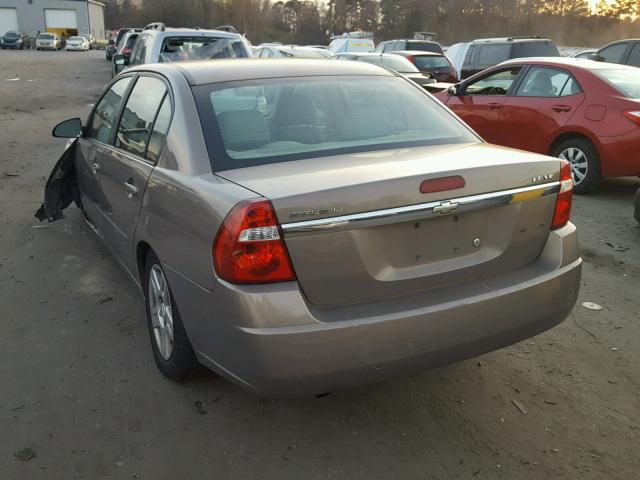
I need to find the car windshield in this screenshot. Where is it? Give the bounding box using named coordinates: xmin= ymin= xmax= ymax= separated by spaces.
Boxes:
xmin=358 ymin=55 xmax=419 ymax=73
xmin=38 ymin=34 xmax=54 ymax=40
xmin=406 ymin=42 xmax=443 ymax=53
xmin=194 ymin=75 xmax=477 ymax=170
xmin=412 ymin=56 xmax=451 ymax=69
xmin=595 ymin=68 xmax=640 ymax=98
xmin=5 ymin=32 xmax=19 ymax=38
xmin=159 ymin=36 xmax=248 ymax=62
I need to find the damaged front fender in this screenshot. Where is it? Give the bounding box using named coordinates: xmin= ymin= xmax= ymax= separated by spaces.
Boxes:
xmin=35 ymin=139 xmax=81 ymax=222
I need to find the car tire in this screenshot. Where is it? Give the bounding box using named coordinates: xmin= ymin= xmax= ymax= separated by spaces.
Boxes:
xmin=143 ymin=250 xmax=199 ymax=381
xmin=552 ymin=138 xmax=601 ymax=194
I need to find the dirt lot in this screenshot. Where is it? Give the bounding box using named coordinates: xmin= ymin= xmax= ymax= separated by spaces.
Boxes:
xmin=0 ymin=50 xmax=639 ymax=480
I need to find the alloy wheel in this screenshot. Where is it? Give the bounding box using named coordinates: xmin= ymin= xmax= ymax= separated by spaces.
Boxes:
xmin=559 ymin=147 xmax=588 ymax=187
xmin=148 ymin=264 xmax=174 ymax=360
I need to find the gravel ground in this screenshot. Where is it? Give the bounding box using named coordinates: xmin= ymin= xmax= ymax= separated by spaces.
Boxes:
xmin=0 ymin=50 xmax=639 ymax=480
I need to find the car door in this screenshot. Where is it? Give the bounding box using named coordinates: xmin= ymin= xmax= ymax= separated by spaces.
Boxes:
xmin=97 ymin=74 xmax=171 ymax=274
xmin=76 ymin=76 xmax=134 ymax=232
xmin=498 ymin=66 xmax=585 ymax=153
xmin=443 ymin=66 xmax=523 ymax=142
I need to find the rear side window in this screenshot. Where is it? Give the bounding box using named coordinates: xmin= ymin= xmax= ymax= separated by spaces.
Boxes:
xmin=477 ymin=44 xmax=511 ymax=68
xmin=406 ymin=42 xmax=443 ymax=54
xmin=88 ymin=77 xmax=132 ymax=143
xmin=115 ymin=76 xmax=167 ymax=157
xmin=159 ymin=36 xmax=249 ymax=62
xmin=194 ymin=75 xmax=478 ymax=170
xmin=512 ymin=41 xmax=559 ymax=58
xmin=146 ymin=95 xmax=172 ymax=162
xmin=516 ymin=67 xmax=581 ymax=97
xmin=599 ymin=43 xmax=628 ymax=64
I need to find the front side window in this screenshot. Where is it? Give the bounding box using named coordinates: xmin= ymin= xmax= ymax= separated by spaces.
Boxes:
xmin=627 ymin=44 xmax=640 ymax=67
xmin=88 ymin=77 xmax=132 ymax=143
xmin=477 ymin=44 xmax=511 ymax=68
xmin=516 ymin=67 xmax=580 ymax=97
xmin=599 ymin=43 xmax=628 ymax=64
xmin=465 ymin=68 xmax=521 ymax=95
xmin=115 ymin=76 xmax=167 ymax=157
xmin=159 ymin=36 xmax=249 ymax=63
xmin=194 ymin=75 xmax=478 ymax=170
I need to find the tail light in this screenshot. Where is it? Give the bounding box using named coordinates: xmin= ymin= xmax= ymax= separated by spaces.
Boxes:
xmin=623 ymin=111 xmax=640 ymax=126
xmin=213 ymin=199 xmax=296 ymax=284
xmin=551 ymin=160 xmax=573 ymax=230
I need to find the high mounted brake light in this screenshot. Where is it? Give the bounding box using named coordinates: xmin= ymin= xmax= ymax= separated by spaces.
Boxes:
xmin=551 ymin=160 xmax=573 ymax=230
xmin=213 ymin=199 xmax=296 ymax=284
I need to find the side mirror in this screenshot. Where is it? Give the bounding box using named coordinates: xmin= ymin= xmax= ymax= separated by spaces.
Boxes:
xmin=114 ymin=54 xmax=126 ymax=66
xmin=447 ymin=84 xmax=462 ymax=96
xmin=52 ymin=118 xmax=83 ymax=138
xmin=588 ymin=53 xmax=604 ymax=62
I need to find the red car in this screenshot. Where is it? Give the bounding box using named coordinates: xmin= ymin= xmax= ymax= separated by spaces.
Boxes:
xmin=434 ymin=58 xmax=640 ymax=193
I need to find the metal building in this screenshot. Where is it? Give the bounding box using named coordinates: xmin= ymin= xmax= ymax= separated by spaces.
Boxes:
xmin=0 ymin=0 xmax=105 ymax=40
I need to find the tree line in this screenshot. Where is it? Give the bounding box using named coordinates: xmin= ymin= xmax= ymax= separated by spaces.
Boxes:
xmin=104 ymin=0 xmax=640 ymax=47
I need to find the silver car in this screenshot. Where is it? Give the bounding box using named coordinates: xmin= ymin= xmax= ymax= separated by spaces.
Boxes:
xmin=39 ymin=59 xmax=581 ymax=397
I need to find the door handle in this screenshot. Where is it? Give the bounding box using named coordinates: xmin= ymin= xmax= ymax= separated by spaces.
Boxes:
xmin=487 ymin=103 xmax=503 ymax=110
xmin=124 ymin=180 xmax=138 ymax=198
xmin=92 ymin=162 xmax=100 ymax=174
xmin=552 ymin=105 xmax=572 ymax=112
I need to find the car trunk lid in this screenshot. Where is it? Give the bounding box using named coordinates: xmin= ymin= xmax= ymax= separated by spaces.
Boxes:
xmin=217 ymin=143 xmax=562 ymax=307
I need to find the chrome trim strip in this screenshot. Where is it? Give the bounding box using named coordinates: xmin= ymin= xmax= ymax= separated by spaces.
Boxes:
xmin=281 ymin=181 xmax=560 ymax=235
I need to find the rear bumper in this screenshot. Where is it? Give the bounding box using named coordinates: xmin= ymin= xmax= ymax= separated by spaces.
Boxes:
xmin=599 ymin=129 xmax=640 ymax=177
xmin=165 ymin=223 xmax=581 ymax=398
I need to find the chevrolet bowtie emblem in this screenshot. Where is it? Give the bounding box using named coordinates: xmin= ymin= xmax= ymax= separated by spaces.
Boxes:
xmin=433 ymin=201 xmax=459 ymax=215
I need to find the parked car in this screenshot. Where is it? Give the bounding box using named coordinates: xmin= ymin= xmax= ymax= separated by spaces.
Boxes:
xmin=1 ymin=30 xmax=29 ymax=49
xmin=589 ymin=39 xmax=640 ymax=67
xmin=105 ymin=38 xmax=116 ymax=60
xmin=81 ymin=34 xmax=96 ymax=49
xmin=434 ymin=58 xmax=640 ymax=193
xmin=113 ymin=27 xmax=142 ymax=49
xmin=38 ymin=59 xmax=580 ymax=397
xmin=35 ymin=32 xmax=62 ymax=51
xmin=113 ymin=23 xmax=251 ymax=76
xmin=446 ymin=37 xmax=560 ymax=79
xmin=390 ymin=50 xmax=458 ymax=82
xmin=375 ymin=39 xmax=444 ymax=55
xmin=572 ymin=49 xmax=597 ymax=59
xmin=65 ymin=36 xmax=90 ymax=51
xmin=254 ymin=45 xmax=331 ymax=59
xmin=328 ymin=31 xmax=375 ymax=53
xmin=112 ymin=31 xmax=139 ymax=76
xmin=329 ymin=52 xmax=435 ymax=87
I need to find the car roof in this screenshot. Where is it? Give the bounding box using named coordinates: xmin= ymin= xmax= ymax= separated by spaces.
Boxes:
xmin=391 ymin=50 xmax=443 ymax=57
xmin=144 ymin=28 xmax=241 ymax=39
xmin=472 ymin=37 xmax=553 ymax=43
xmin=499 ymin=56 xmax=636 ymax=70
xmin=128 ymin=58 xmax=395 ymax=85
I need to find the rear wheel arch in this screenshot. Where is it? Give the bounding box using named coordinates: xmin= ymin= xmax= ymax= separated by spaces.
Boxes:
xmin=549 ymin=133 xmax=601 ymax=193
xmin=548 ymin=131 xmax=596 ymax=155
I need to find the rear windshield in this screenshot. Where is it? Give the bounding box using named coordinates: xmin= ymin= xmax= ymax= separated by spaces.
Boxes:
xmin=595 ymin=68 xmax=640 ymax=98
xmin=159 ymin=36 xmax=248 ymax=62
xmin=194 ymin=75 xmax=478 ymax=170
xmin=5 ymin=31 xmax=19 ymax=38
xmin=359 ymin=55 xmax=419 ymax=72
xmin=412 ymin=55 xmax=451 ymax=69
xmin=512 ymin=41 xmax=559 ymax=58
xmin=280 ymin=48 xmax=330 ymax=59
xmin=406 ymin=42 xmax=443 ymax=54
xmin=38 ymin=34 xmax=54 ymax=40
xmin=69 ymin=36 xmax=84 ymax=41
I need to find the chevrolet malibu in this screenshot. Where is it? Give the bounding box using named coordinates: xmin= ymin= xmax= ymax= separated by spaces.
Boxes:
xmin=37 ymin=59 xmax=581 ymax=397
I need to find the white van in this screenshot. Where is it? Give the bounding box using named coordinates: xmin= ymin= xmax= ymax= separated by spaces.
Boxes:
xmin=328 ymin=32 xmax=374 ymax=53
